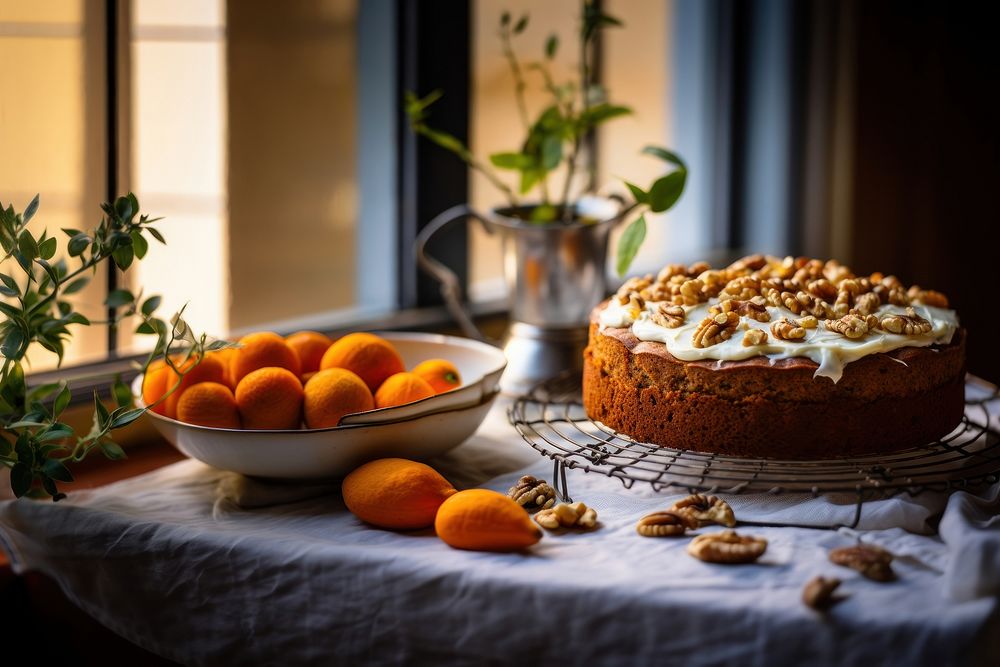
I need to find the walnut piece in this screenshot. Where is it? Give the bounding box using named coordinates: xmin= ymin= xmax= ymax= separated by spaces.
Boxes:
xmin=677 ymin=278 xmax=708 ymax=306
xmin=687 ymin=530 xmax=767 ymax=564
xmin=506 ymin=475 xmax=556 ymax=513
xmin=692 ymin=312 xmax=739 ymax=348
xmin=669 ymin=494 xmax=737 ymax=528
xmin=742 ymin=329 xmax=768 ymax=347
xmin=719 ymin=276 xmax=761 ymax=301
xmin=796 ymin=315 xmax=818 ymax=329
xmin=651 ymin=303 xmax=686 ymax=328
xmin=770 ymin=317 xmax=807 ymax=341
xmin=711 ymin=296 xmax=770 ymax=322
xmin=879 ymin=307 xmax=932 ymax=335
xmin=824 ymin=313 xmax=878 ymax=339
xmin=802 ymin=576 xmax=843 ymax=610
xmin=828 ymin=544 xmax=895 ymax=582
xmin=636 ymin=510 xmax=697 ymax=537
xmin=853 ymin=292 xmax=881 ymax=316
xmin=908 ymin=286 xmax=948 ymax=308
xmin=535 ymin=501 xmax=598 ymax=530
xmin=806 ymin=278 xmax=838 ymax=301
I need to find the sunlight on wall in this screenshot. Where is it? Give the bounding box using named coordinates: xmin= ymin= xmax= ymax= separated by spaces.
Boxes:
xmin=0 ymin=0 xmax=109 ymax=370
xmin=123 ymin=0 xmax=229 ymax=350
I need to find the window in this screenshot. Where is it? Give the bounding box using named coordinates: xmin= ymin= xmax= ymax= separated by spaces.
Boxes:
xmin=3 ymin=0 xmax=394 ymax=375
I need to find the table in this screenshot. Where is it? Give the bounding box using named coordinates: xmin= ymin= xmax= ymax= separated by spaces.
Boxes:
xmin=2 ymin=396 xmax=999 ymax=666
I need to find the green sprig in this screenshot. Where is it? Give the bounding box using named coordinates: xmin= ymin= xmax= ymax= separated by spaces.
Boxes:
xmin=0 ymin=194 xmax=223 ymax=500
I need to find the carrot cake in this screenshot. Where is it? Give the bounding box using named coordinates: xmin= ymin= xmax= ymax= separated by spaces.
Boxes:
xmin=582 ymin=255 xmax=965 ymax=459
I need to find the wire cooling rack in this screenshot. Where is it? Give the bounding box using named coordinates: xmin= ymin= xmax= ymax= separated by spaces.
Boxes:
xmin=507 ymin=373 xmax=1000 ymax=529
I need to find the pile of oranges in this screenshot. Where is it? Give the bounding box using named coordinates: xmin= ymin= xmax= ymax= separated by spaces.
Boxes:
xmin=141 ymin=331 xmax=462 ymax=430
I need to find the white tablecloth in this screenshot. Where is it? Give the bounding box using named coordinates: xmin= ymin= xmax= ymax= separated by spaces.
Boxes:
xmin=2 ymin=389 xmax=999 ymax=666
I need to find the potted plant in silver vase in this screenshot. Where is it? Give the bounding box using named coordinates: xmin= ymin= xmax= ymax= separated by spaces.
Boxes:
xmin=410 ymin=2 xmax=687 ymax=393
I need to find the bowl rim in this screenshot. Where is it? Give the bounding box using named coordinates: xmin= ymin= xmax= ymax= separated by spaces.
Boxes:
xmin=132 ymin=330 xmax=506 ymax=434
xmin=140 ymin=387 xmax=502 ymax=435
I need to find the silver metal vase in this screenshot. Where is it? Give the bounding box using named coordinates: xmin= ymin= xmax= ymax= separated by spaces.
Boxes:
xmin=415 ymin=196 xmax=624 ymax=394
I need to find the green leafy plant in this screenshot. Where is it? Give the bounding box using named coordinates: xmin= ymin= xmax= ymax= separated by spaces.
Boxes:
xmin=1 ymin=194 xmax=226 ymax=500
xmin=404 ymin=0 xmax=687 ymax=275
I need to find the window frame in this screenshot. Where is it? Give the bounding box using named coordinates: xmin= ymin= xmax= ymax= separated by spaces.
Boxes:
xmin=13 ymin=0 xmax=493 ymax=405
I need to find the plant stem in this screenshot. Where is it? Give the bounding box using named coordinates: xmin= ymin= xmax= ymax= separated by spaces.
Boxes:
xmin=559 ymin=3 xmax=591 ymax=223
xmin=501 ymin=27 xmax=531 ymax=132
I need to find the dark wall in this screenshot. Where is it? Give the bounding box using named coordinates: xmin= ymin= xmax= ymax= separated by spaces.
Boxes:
xmin=848 ymin=1 xmax=999 ymax=380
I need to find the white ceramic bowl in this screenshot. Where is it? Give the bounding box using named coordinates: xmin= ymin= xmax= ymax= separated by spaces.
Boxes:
xmin=133 ymin=332 xmax=506 ymax=479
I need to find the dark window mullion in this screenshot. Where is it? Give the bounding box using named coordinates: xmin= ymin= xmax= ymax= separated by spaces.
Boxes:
xmin=105 ymin=0 xmax=119 ymax=357
xmin=396 ymin=0 xmax=471 ymax=309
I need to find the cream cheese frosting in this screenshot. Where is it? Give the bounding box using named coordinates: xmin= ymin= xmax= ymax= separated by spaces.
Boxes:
xmin=599 ymin=295 xmax=958 ymax=383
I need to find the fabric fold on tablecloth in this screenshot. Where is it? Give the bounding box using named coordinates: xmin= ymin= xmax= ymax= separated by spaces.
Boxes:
xmin=2 ymin=389 xmax=1000 ymax=666
xmin=939 ymin=482 xmax=1000 ymax=601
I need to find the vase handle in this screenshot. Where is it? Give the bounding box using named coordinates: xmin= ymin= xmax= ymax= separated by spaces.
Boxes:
xmin=415 ymin=204 xmax=495 ymax=344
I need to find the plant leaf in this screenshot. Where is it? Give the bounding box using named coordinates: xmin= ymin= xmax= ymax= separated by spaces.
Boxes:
xmin=42 ymin=458 xmax=74 ymax=482
xmin=23 ymin=194 xmax=40 ymax=223
xmin=147 ymin=227 xmax=166 ymax=244
xmin=115 ymin=196 xmax=133 ymax=220
xmin=540 ymin=134 xmax=563 ymax=171
xmin=105 ymin=289 xmax=134 ymax=308
xmin=130 ymin=230 xmax=149 ymax=259
xmin=0 ymin=273 xmax=17 ymax=297
xmin=580 ymin=103 xmax=632 ymax=128
xmin=10 ymin=463 xmax=32 ymax=498
xmin=38 ymin=236 xmax=57 ymax=260
xmin=112 ymin=245 xmax=134 ymax=270
xmin=62 ymin=276 xmax=90 ymax=295
xmin=112 ymin=376 xmax=133 ymax=408
xmin=642 ymin=145 xmax=687 ymax=170
xmin=489 ymin=152 xmax=534 ymax=170
xmin=62 ymin=312 xmax=90 ymax=326
xmin=529 ymin=205 xmax=558 ymax=223
xmin=100 ymin=440 xmax=127 ymax=460
xmin=616 ymin=214 xmax=647 ymax=277
xmin=38 ymin=423 xmax=74 ymax=443
xmin=53 ymin=384 xmax=71 ymax=416
xmin=419 ymin=127 xmax=469 ymax=158
xmin=17 ymin=230 xmax=37 ymax=259
xmin=545 ymin=34 xmax=558 ymax=59
xmin=141 ymin=295 xmax=162 ymax=316
xmin=67 ymin=234 xmax=90 ymax=257
xmin=1 ymin=327 xmax=25 ymax=360
xmin=647 ymin=171 xmax=687 ymax=213
xmin=624 ymin=181 xmax=648 ymax=205
xmin=94 ymin=392 xmax=110 ymax=430
xmin=110 ymin=407 xmax=144 ymax=429
xmin=519 ymin=168 xmax=544 ymax=195
xmin=513 ymin=14 xmax=529 ymax=34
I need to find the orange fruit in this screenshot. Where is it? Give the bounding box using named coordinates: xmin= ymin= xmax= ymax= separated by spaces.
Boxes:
xmin=435 ymin=489 xmax=543 ymax=552
xmin=303 ymin=368 xmax=374 ymax=429
xmin=286 ymin=331 xmax=333 ymax=375
xmin=412 ymin=359 xmax=462 ymax=394
xmin=342 ymin=458 xmax=457 ymax=530
xmin=235 ymin=366 xmax=304 ymax=429
xmin=373 ymin=372 xmax=435 ymax=409
xmin=208 ymin=346 xmax=238 ymax=389
xmin=320 ymin=332 xmax=405 ymax=393
xmin=231 ymin=332 xmax=301 ymax=386
xmin=176 ymin=382 xmax=241 ymax=429
xmin=142 ymin=358 xmax=171 ymax=415
xmin=162 ymin=354 xmax=228 ymax=420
